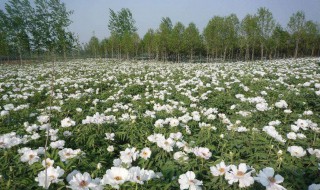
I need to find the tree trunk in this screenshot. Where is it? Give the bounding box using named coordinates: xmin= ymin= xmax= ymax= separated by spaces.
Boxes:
xmin=269 ymin=50 xmax=272 ymax=60
xmin=18 ymin=47 xmax=22 ymax=65
xmin=163 ymin=51 xmax=165 ymax=63
xmin=156 ymin=51 xmax=158 ymax=61
xmin=311 ymin=47 xmax=315 ymax=57
xmin=231 ymin=48 xmax=234 ymax=61
xmin=135 ymin=46 xmax=138 ymax=59
xmin=212 ymin=49 xmax=214 ymax=62
xmin=162 ymin=51 xmax=164 ymax=62
xmin=190 ymin=49 xmax=193 ymax=63
xmin=251 ymin=47 xmax=255 ymax=61
xmin=294 ymin=39 xmax=299 ymax=59
xmin=245 ymin=44 xmax=249 ymax=61
xmin=111 ymin=45 xmax=114 ymax=59
xmin=223 ymin=47 xmax=227 ymax=61
xmin=63 ymin=44 xmax=66 ymax=61
xmin=215 ymin=48 xmax=218 ymax=59
xmin=260 ymin=43 xmax=264 ymax=60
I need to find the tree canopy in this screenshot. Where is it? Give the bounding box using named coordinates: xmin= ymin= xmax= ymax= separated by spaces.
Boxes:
xmin=1 ymin=4 xmax=319 ymax=62
xmin=84 ymin=7 xmax=320 ymax=62
xmin=0 ymin=0 xmax=77 ymax=62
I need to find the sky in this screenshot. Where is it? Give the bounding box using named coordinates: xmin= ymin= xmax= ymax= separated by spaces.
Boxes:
xmin=1 ymin=0 xmax=320 ymax=44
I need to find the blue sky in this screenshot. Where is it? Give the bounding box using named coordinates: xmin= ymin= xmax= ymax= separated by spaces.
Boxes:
xmin=1 ymin=0 xmax=320 ymax=44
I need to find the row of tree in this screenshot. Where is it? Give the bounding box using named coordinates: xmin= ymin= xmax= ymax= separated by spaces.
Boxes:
xmin=84 ymin=8 xmax=320 ymax=62
xmin=0 ymin=0 xmax=78 ymax=63
xmin=1 ymin=2 xmax=319 ymax=62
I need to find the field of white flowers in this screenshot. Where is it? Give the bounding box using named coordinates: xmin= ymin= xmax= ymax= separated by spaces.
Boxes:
xmin=0 ymin=58 xmax=320 ymax=190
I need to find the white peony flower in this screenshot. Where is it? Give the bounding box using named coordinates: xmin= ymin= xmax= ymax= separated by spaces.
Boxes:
xmin=63 ymin=131 xmax=72 ymax=137
xmin=58 ymin=148 xmax=82 ymax=162
xmin=147 ymin=133 xmax=165 ymax=143
xmin=291 ymin=125 xmax=299 ymax=132
xmin=157 ymin=137 xmax=175 ymax=152
xmin=120 ymin=147 xmax=139 ymax=164
xmin=308 ymin=183 xmax=320 ymax=190
xmin=275 ymin=100 xmax=288 ymax=109
xmin=287 ymin=132 xmax=297 ymax=140
xmin=254 ymin=167 xmax=286 ymax=190
xmin=140 ymin=147 xmax=151 ymax=160
xmin=256 ymin=102 xmax=269 ymax=111
xmin=303 ymin=110 xmax=313 ymax=115
xmin=268 ymin=120 xmax=281 ymax=126
xmin=178 ymin=171 xmax=203 ymax=190
xmin=284 ymin=109 xmax=292 ymax=114
xmin=97 ymin=163 xmax=102 ymax=170
xmin=35 ymin=166 xmax=64 ymax=188
xmin=61 ymin=117 xmax=76 ymax=128
xmin=263 ymin=126 xmax=286 ymax=143
xmin=210 ymin=161 xmax=230 ymax=176
xmin=107 ymin=145 xmax=114 ymax=152
xmin=50 ymin=140 xmax=65 ymax=149
xmin=174 ymin=151 xmax=189 ymax=162
xmin=169 ymin=132 xmax=183 ymax=141
xmin=42 ymin=158 xmax=54 ymax=168
xmin=287 ymin=146 xmax=306 ymax=158
xmin=128 ymin=166 xmax=152 ymax=184
xmin=225 ymin=163 xmax=255 ymax=188
xmin=105 ymin=133 xmax=115 ymax=141
xmin=193 ymin=147 xmax=212 ymax=160
xmin=101 ymin=167 xmax=129 ymax=189
xmin=0 ymin=110 xmax=9 ymax=116
xmin=68 ymin=172 xmax=101 ymax=190
xmin=169 ymin=118 xmax=180 ymax=127
xmin=154 ymin=119 xmax=164 ymax=128
xmin=37 ymin=115 xmax=50 ymax=124
xmin=31 ymin=133 xmax=40 ymax=140
xmin=295 ymin=119 xmax=309 ymax=130
xmin=20 ymin=149 xmax=40 ymax=165
xmin=113 ymin=159 xmax=123 ymax=167
xmin=3 ymin=104 xmax=14 ymax=110
xmin=296 ymin=133 xmax=306 ymax=139
xmin=308 ymin=148 xmax=320 ymax=159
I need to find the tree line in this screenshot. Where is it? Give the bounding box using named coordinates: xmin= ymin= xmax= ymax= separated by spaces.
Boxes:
xmin=0 ymin=0 xmax=78 ymax=63
xmin=85 ymin=8 xmax=320 ymax=62
xmin=1 ymin=2 xmax=319 ymax=63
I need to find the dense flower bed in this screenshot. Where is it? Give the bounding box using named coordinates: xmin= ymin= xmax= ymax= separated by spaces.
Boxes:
xmin=0 ymin=58 xmax=320 ymax=189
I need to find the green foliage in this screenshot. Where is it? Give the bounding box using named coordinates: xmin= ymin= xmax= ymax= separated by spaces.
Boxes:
xmin=1 ymin=59 xmax=320 ymax=189
xmin=1 ymin=0 xmax=77 ymax=60
xmin=84 ymin=35 xmax=100 ymax=58
xmin=108 ymin=8 xmax=137 ymax=37
xmin=257 ymin=7 xmax=275 ymax=59
xmin=106 ymin=8 xmax=139 ymax=59
xmin=287 ymin=11 xmax=306 ymax=58
xmin=183 ymin=22 xmax=202 ymax=62
xmin=77 ymin=8 xmax=320 ymax=61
